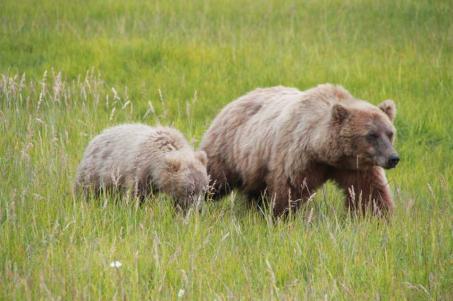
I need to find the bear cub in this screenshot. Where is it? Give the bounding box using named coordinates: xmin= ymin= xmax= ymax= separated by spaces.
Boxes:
xmin=75 ymin=124 xmax=209 ymax=210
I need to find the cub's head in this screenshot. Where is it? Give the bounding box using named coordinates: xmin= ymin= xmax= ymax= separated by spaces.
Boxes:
xmin=160 ymin=150 xmax=209 ymax=210
xmin=331 ymin=99 xmax=399 ymax=170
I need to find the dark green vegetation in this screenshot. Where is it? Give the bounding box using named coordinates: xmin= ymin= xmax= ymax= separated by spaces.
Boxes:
xmin=1 ymin=0 xmax=452 ymax=299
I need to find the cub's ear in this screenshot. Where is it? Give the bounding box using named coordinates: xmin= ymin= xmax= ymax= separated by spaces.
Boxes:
xmin=331 ymin=104 xmax=350 ymax=123
xmin=165 ymin=154 xmax=182 ymax=172
xmin=195 ymin=151 xmax=208 ymax=166
xmin=378 ymin=99 xmax=396 ymax=122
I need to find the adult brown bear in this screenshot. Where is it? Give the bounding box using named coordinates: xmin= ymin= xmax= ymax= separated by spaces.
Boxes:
xmin=200 ymin=84 xmax=399 ymax=217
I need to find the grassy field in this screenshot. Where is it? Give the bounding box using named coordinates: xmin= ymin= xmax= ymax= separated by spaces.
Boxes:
xmin=1 ymin=0 xmax=452 ymax=299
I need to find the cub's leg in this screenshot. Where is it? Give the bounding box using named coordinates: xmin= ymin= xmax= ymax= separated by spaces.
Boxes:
xmin=74 ymin=167 xmax=102 ymax=199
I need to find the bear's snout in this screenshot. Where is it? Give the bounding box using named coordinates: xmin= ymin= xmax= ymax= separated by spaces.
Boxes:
xmin=385 ymin=154 xmax=400 ymax=169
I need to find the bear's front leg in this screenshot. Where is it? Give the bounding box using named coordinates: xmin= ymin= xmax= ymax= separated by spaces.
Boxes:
xmin=332 ymin=167 xmax=394 ymax=216
xmin=206 ymin=159 xmax=237 ymax=200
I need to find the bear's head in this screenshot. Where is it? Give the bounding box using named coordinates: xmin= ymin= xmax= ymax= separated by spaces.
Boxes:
xmin=331 ymin=99 xmax=399 ymax=170
xmin=159 ymin=150 xmax=209 ymax=210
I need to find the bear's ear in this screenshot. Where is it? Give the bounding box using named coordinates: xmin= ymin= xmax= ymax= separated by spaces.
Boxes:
xmin=378 ymin=99 xmax=396 ymax=122
xmin=331 ymin=104 xmax=350 ymax=123
xmin=195 ymin=151 xmax=208 ymax=166
xmin=165 ymin=154 xmax=182 ymax=172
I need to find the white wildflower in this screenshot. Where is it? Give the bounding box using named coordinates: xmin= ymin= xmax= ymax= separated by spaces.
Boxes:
xmin=110 ymin=261 xmax=122 ymax=268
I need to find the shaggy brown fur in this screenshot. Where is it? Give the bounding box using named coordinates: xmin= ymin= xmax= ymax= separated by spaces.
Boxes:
xmin=75 ymin=124 xmax=209 ymax=209
xmin=200 ymin=84 xmax=399 ymax=217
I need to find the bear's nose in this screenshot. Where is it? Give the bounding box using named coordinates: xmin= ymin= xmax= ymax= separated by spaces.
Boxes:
xmin=387 ymin=154 xmax=400 ymax=168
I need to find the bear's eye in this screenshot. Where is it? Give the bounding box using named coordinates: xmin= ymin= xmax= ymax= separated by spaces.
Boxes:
xmin=387 ymin=132 xmax=394 ymax=140
xmin=367 ymin=133 xmax=379 ymax=140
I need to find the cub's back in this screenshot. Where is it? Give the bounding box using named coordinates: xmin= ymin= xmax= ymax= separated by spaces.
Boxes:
xmin=76 ymin=124 xmax=189 ymax=186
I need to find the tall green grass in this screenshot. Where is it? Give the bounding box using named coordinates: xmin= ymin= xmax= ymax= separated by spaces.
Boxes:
xmin=1 ymin=0 xmax=452 ymax=299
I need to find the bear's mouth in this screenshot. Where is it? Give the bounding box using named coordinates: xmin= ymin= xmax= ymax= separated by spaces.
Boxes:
xmin=373 ymin=156 xmax=387 ymax=168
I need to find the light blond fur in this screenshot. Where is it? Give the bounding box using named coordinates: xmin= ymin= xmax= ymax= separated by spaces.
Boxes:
xmin=75 ymin=124 xmax=209 ymax=209
xmin=201 ymin=84 xmax=398 ymax=217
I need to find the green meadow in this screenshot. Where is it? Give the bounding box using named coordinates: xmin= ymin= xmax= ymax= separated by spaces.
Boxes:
xmin=1 ymin=0 xmax=452 ymax=299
